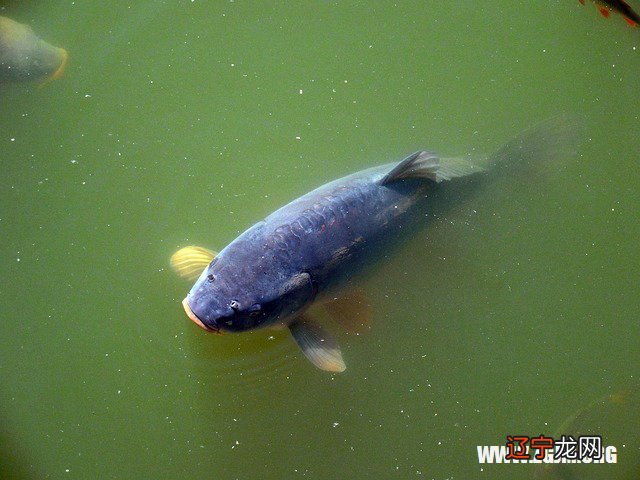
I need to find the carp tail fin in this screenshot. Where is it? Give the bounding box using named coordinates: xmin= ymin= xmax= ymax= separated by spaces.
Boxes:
xmin=488 ymin=114 xmax=584 ymax=172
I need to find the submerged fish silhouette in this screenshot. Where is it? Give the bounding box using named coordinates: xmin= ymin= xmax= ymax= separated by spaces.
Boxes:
xmin=535 ymin=385 xmax=640 ymax=479
xmin=0 ymin=16 xmax=68 ymax=84
xmin=172 ymin=117 xmax=580 ymax=373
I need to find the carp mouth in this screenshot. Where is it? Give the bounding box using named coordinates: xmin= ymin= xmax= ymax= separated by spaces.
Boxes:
xmin=181 ymin=297 xmax=221 ymax=334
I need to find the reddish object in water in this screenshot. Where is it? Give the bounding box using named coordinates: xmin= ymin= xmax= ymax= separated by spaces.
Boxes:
xmin=579 ymin=0 xmax=640 ymax=27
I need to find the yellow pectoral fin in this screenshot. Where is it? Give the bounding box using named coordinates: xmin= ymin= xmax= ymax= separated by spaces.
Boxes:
xmin=323 ymin=288 xmax=372 ymax=334
xmin=170 ymin=246 xmax=217 ymax=281
xmin=288 ymin=314 xmax=346 ymax=373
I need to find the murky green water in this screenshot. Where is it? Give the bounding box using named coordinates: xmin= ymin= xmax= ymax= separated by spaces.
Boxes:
xmin=1 ymin=1 xmax=639 ymax=479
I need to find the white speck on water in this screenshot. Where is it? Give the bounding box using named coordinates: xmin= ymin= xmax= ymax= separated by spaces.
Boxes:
xmin=10 ymin=138 xmax=15 ymax=142
xmin=332 ymin=422 xmax=339 ymax=427
xmin=299 ymin=89 xmax=303 ymax=94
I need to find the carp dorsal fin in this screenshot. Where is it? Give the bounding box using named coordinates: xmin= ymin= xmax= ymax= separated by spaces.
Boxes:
xmin=170 ymin=246 xmax=217 ymax=281
xmin=379 ymin=151 xmax=437 ymax=185
xmin=379 ymin=150 xmax=485 ymax=185
xmin=288 ymin=314 xmax=346 ymax=373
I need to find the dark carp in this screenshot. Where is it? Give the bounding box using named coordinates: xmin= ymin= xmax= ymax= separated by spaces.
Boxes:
xmin=0 ymin=16 xmax=68 ymax=84
xmin=172 ymin=117 xmax=580 ymax=373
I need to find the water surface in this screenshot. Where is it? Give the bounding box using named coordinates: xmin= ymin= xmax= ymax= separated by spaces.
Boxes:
xmin=1 ymin=1 xmax=639 ymax=479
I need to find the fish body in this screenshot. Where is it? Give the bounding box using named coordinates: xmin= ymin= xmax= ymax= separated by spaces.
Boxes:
xmin=175 ymin=117 xmax=580 ymax=372
xmin=187 ymin=155 xmax=451 ymax=331
xmin=0 ymin=16 xmax=68 ymax=83
xmin=579 ymin=0 xmax=640 ymax=26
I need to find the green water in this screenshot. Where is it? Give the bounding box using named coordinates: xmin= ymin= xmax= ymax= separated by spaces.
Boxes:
xmin=1 ymin=1 xmax=639 ymax=479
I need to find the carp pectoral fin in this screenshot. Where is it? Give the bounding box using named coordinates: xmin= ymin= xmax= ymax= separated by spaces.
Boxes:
xmin=288 ymin=315 xmax=346 ymax=373
xmin=170 ymin=246 xmax=217 ymax=281
xmin=323 ymin=288 xmax=372 ymax=334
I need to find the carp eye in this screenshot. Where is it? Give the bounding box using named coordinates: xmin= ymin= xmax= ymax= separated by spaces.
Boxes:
xmin=229 ymin=300 xmax=240 ymax=311
xmin=206 ymin=274 xmax=215 ymax=282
